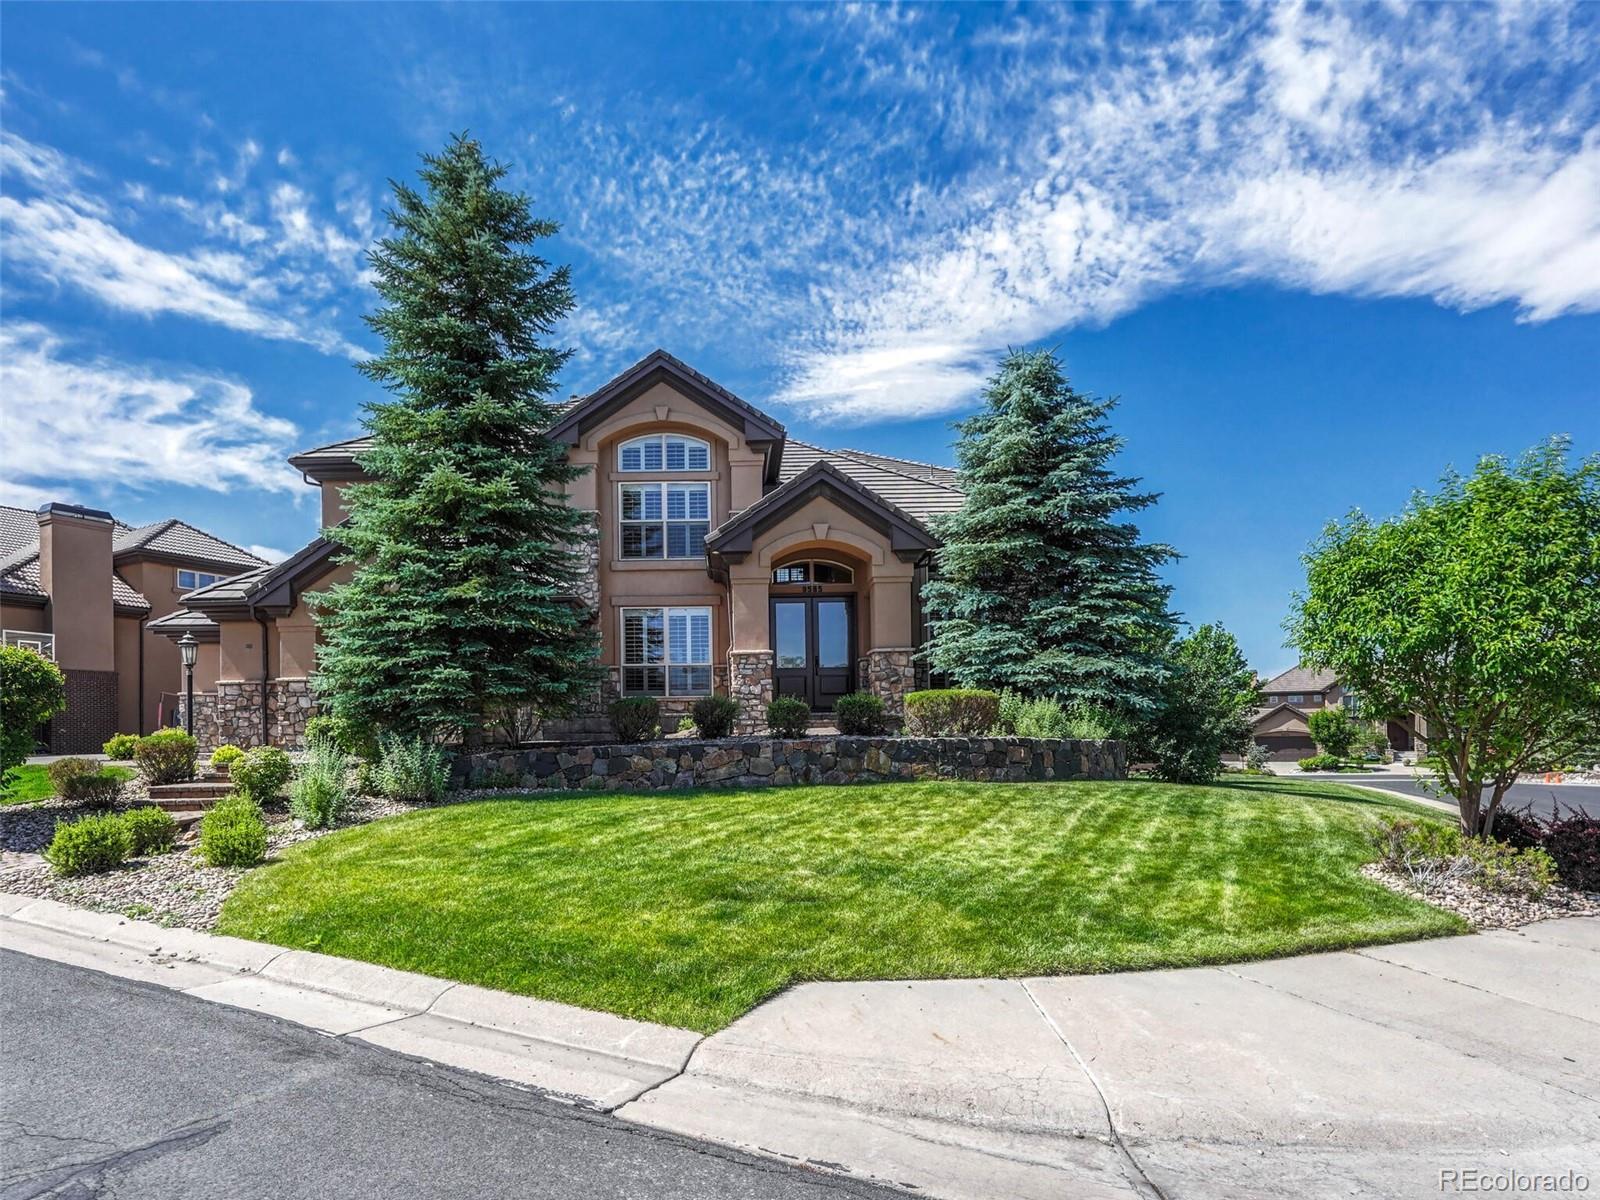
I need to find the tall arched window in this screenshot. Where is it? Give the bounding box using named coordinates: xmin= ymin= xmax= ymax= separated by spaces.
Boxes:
xmin=617 ymin=434 xmax=710 ymax=472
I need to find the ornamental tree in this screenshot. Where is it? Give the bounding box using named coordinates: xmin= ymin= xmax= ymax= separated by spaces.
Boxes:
xmin=1306 ymin=707 xmax=1359 ymax=760
xmin=1289 ymin=438 xmax=1600 ymax=834
xmin=1 ymin=646 xmax=66 ymax=786
xmin=312 ymin=134 xmax=600 ymax=745
xmin=923 ymin=349 xmax=1177 ymax=714
xmin=1134 ymin=623 xmax=1260 ymax=783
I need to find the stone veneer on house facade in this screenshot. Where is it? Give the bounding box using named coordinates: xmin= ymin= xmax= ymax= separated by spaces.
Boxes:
xmin=455 ymin=735 xmax=1126 ymax=790
xmin=730 ymin=650 xmax=776 ymax=733
xmin=859 ymin=648 xmax=916 ymax=718
xmin=183 ymin=678 xmax=315 ymax=751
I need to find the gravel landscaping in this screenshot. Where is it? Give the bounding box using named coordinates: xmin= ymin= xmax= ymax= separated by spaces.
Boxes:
xmin=0 ymin=793 xmax=425 ymax=929
xmin=1361 ymin=861 xmax=1600 ymax=929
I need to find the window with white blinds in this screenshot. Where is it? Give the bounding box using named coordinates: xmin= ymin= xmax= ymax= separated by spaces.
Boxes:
xmin=617 ymin=434 xmax=710 ymax=472
xmin=619 ymin=482 xmax=710 ymax=559
xmin=621 ymin=607 xmax=712 ymax=695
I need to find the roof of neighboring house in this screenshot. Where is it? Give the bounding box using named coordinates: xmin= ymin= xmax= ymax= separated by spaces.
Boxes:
xmin=1249 ymin=701 xmax=1314 ymax=729
xmin=776 ymin=442 xmax=966 ymax=525
xmin=0 ymin=505 xmax=264 ymax=614
xmin=1258 ymin=665 xmax=1338 ymax=694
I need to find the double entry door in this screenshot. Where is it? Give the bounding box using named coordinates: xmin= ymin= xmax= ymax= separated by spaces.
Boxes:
xmin=771 ymin=596 xmax=854 ymax=710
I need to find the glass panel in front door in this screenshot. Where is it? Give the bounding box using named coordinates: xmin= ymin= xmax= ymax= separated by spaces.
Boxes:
xmin=815 ymin=600 xmax=849 ymax=669
xmin=774 ymin=601 xmax=807 ymax=669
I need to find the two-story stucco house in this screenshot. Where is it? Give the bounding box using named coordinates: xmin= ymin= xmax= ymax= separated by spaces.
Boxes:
xmin=0 ymin=503 xmax=267 ymax=752
xmin=1249 ymin=664 xmax=1419 ymax=760
xmin=155 ymin=351 xmax=966 ymax=748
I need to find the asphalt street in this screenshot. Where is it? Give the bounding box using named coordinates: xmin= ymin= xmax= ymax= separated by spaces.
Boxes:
xmin=1338 ymin=775 xmax=1599 ymax=821
xmin=0 ymin=949 xmax=896 ymax=1200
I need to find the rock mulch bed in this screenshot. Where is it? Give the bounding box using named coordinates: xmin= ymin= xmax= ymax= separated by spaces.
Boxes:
xmin=1361 ymin=862 xmax=1600 ymax=930
xmin=0 ymin=794 xmax=420 ymax=930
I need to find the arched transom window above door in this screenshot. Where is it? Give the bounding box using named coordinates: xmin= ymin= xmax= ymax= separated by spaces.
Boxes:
xmin=617 ymin=433 xmax=711 ymax=473
xmin=771 ymin=559 xmax=855 ymax=585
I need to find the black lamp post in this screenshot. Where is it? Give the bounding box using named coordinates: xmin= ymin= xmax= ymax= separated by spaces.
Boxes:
xmin=178 ymin=633 xmax=198 ymax=737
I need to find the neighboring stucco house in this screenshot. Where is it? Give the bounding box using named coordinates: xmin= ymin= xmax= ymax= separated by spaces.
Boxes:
xmin=0 ymin=503 xmax=267 ymax=752
xmin=156 ymin=350 xmax=966 ymax=748
xmin=1248 ymin=665 xmax=1418 ymax=760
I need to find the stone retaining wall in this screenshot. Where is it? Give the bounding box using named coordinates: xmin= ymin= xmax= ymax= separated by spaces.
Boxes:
xmin=454 ymin=735 xmax=1126 ymax=791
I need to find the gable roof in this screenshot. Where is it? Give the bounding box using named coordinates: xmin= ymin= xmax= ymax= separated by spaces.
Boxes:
xmin=1259 ymin=665 xmax=1338 ymax=694
xmin=1249 ymin=701 xmax=1314 ymax=729
xmin=113 ymin=518 xmax=266 ymax=572
xmin=706 ymin=460 xmax=939 ymax=564
xmin=180 ymin=535 xmax=339 ymax=617
xmin=776 ymin=442 xmax=966 ymax=525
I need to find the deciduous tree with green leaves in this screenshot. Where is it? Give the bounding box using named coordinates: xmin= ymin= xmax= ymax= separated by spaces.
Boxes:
xmin=312 ymin=134 xmax=600 ymax=745
xmin=1290 ymin=438 xmax=1600 ymax=834
xmin=923 ymin=349 xmax=1177 ymax=714
xmin=1307 ymin=707 xmax=1359 ymax=760
xmin=1134 ymin=624 xmax=1260 ymax=783
xmin=1 ymin=646 xmax=66 ymax=788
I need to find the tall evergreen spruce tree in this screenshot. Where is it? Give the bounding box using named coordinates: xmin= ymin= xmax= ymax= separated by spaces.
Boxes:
xmin=312 ymin=135 xmax=599 ymax=742
xmin=923 ymin=349 xmax=1177 ymax=713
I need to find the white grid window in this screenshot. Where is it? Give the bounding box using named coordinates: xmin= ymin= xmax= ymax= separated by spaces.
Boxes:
xmin=617 ymin=434 xmax=710 ymax=473
xmin=622 ymin=607 xmax=712 ymax=695
xmin=620 ymin=482 xmax=709 ymax=559
xmin=177 ymin=569 xmax=222 ymax=591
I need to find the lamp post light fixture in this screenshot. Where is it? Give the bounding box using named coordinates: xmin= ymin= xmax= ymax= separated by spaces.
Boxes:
xmin=178 ymin=632 xmax=198 ymax=737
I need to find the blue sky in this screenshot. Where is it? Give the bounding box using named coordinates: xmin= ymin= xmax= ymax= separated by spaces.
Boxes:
xmin=3 ymin=2 xmax=1596 ymax=673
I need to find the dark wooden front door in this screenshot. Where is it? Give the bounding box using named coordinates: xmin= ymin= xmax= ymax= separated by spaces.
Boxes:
xmin=771 ymin=596 xmax=854 ymax=710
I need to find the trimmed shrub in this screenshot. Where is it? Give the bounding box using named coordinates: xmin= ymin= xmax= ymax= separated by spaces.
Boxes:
xmin=610 ymin=697 xmax=660 ymax=743
xmin=46 ymin=813 xmax=130 ymax=876
xmin=230 ymin=746 xmax=292 ymax=803
xmin=1541 ymin=805 xmax=1600 ymax=892
xmin=904 ymin=689 xmax=1000 ymax=737
xmin=290 ymin=737 xmax=351 ymax=828
xmin=1297 ymin=753 xmax=1342 ymax=772
xmin=374 ymin=734 xmax=449 ymax=803
xmin=134 ymin=729 xmax=199 ymax=785
xmin=47 ymin=757 xmax=96 ymax=795
xmin=199 ymin=794 xmax=268 ymax=867
xmin=1 ymin=645 xmax=66 ymax=781
xmin=210 ymin=744 xmax=246 ymax=771
xmin=102 ymin=733 xmax=140 ymax=760
xmin=835 ymin=692 xmax=888 ymax=736
xmin=122 ymin=806 xmax=177 ymax=856
xmin=766 ymin=696 xmax=809 ymax=738
xmin=63 ymin=768 xmax=126 ymax=810
xmin=691 ymin=695 xmax=739 ymax=740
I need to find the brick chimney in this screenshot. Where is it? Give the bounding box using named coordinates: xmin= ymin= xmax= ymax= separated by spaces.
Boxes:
xmin=37 ymin=503 xmax=118 ymax=751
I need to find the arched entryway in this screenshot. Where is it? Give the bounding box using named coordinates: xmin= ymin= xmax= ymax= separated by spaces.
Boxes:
xmin=768 ymin=549 xmax=867 ymax=710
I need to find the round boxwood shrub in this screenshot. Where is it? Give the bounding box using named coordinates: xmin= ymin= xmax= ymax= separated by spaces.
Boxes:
xmin=834 ymin=692 xmax=888 ymax=736
xmin=122 ymin=806 xmax=178 ymax=856
xmin=199 ymin=794 xmax=268 ymax=867
xmin=230 ymin=746 xmax=292 ymax=802
xmin=1 ymin=645 xmax=66 ymax=781
xmin=903 ymin=689 xmax=1000 ymax=737
xmin=766 ymin=696 xmax=809 ymax=739
xmin=1297 ymin=753 xmax=1342 ymax=772
xmin=691 ymin=695 xmax=739 ymax=740
xmin=46 ymin=812 xmax=131 ymax=876
xmin=102 ymin=733 xmax=140 ymax=760
xmin=134 ymin=729 xmax=199 ymax=785
xmin=610 ymin=697 xmax=660 ymax=743
xmin=210 ymin=744 xmax=246 ymax=771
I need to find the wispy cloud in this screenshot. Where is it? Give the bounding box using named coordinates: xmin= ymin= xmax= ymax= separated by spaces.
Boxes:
xmin=0 ymin=130 xmax=369 ymax=358
xmin=0 ymin=323 xmax=302 ymax=505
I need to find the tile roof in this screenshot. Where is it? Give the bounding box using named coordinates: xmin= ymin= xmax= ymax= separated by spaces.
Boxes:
xmin=775 ymin=442 xmax=966 ymax=525
xmin=291 ymin=397 xmax=588 ymax=469
xmin=180 ymin=564 xmax=274 ymax=605
xmin=1259 ymin=665 xmax=1338 ymax=693
xmin=0 ymin=505 xmax=262 ymax=611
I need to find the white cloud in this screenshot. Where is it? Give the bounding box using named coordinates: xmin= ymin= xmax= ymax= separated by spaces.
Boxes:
xmin=247 ymin=543 xmax=289 ymax=563
xmin=0 ymin=323 xmax=303 ymax=502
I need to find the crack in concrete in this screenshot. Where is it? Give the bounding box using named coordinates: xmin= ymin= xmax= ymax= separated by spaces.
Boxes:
xmin=1019 ymin=980 xmax=1168 ymax=1200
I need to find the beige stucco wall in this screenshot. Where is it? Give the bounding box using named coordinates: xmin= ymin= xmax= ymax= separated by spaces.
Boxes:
xmin=1255 ymin=706 xmax=1311 ymax=735
xmin=320 ymin=480 xmax=355 ymax=530
xmin=37 ymin=509 xmax=115 ymax=673
xmin=0 ymin=602 xmax=49 ymax=634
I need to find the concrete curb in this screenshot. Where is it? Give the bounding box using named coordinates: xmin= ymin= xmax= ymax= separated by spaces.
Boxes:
xmin=0 ymin=893 xmax=701 ymax=1110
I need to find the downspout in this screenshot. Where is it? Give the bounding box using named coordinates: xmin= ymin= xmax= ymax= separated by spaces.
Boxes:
xmin=250 ymin=600 xmax=271 ymax=747
xmin=137 ymin=613 xmax=148 ymax=735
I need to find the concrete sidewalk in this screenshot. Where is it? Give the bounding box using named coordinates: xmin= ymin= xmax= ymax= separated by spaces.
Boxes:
xmin=3 ymin=893 xmax=1597 ymax=1199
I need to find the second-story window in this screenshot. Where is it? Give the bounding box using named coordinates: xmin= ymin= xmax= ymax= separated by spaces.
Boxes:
xmin=617 ymin=434 xmax=710 ymax=472
xmin=620 ymin=482 xmax=710 ymax=558
xmin=177 ymin=569 xmax=222 ymax=591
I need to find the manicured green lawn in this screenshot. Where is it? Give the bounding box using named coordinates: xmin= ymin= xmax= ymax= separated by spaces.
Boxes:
xmin=218 ymin=778 xmax=1465 ymax=1032
xmin=1 ymin=764 xmax=134 ymax=805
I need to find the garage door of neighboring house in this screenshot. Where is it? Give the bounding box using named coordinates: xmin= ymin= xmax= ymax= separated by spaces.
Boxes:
xmin=1255 ymin=734 xmax=1317 ymax=761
